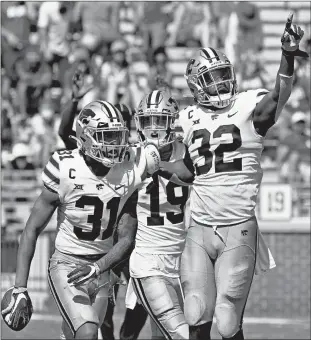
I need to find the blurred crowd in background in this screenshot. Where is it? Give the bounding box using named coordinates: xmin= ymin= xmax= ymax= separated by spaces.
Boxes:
xmin=1 ymin=1 xmax=310 ymax=185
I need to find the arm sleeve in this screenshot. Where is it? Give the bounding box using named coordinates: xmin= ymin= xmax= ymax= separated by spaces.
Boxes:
xmin=41 ymin=152 xmax=60 ymax=194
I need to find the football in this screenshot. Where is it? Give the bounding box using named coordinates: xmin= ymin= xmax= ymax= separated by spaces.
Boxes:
xmin=1 ymin=287 xmax=33 ymax=331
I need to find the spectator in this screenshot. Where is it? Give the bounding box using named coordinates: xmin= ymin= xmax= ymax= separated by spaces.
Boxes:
xmin=1 ymin=92 xmax=14 ymax=151
xmin=225 ymin=2 xmax=263 ymax=81
xmin=31 ymin=100 xmax=65 ymax=167
xmin=100 ymin=39 xmax=131 ymax=105
xmin=12 ymin=116 xmax=36 ymax=151
xmin=1 ymin=205 xmax=7 ymax=238
xmin=277 ymin=112 xmax=310 ymax=184
xmin=212 ymin=2 xmax=235 ymax=49
xmin=118 ymin=2 xmax=142 ymax=47
xmin=15 ymin=44 xmax=52 ymax=117
xmin=1 ymin=1 xmax=31 ymax=84
xmin=10 ymin=143 xmax=36 ymax=170
xmin=167 ymin=2 xmax=213 ymax=48
xmin=240 ymin=51 xmax=269 ymax=91
xmin=148 ymin=46 xmax=173 ymax=92
xmin=293 ymin=37 xmax=311 ymax=107
xmin=140 ymin=2 xmax=171 ymax=62
xmin=72 ymin=2 xmax=121 ymax=54
xmin=37 ymin=1 xmax=72 ymax=85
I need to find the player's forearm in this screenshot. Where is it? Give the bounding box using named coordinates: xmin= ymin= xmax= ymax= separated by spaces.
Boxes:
xmin=271 ymin=52 xmax=294 ymax=101
xmin=14 ymin=228 xmax=38 ymax=288
xmin=159 ymin=159 xmax=194 ymax=184
xmin=95 ymin=215 xmax=137 ymax=273
xmin=95 ymin=237 xmax=134 ymax=274
xmin=58 ymin=100 xmax=78 ymax=149
xmin=15 ymin=197 xmax=57 ymax=287
xmin=253 ymin=51 xmax=295 ymax=136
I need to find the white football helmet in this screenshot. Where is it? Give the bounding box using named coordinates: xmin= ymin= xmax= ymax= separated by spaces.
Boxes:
xmin=135 ymin=90 xmax=179 ymax=147
xmin=74 ymin=101 xmax=129 ymax=168
xmin=185 ymin=47 xmax=238 ymax=109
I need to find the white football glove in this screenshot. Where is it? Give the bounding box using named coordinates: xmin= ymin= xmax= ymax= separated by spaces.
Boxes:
xmin=144 ymin=143 xmax=161 ymax=175
xmin=281 ymin=12 xmax=308 ymax=57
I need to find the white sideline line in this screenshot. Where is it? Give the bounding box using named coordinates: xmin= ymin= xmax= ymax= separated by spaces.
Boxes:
xmin=31 ymin=314 xmax=307 ymax=325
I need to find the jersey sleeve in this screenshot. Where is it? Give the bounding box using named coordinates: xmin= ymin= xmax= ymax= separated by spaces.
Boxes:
xmin=176 ymin=106 xmax=194 ymax=146
xmin=254 ymin=88 xmax=269 ymax=105
xmin=41 ymin=152 xmax=60 ymax=194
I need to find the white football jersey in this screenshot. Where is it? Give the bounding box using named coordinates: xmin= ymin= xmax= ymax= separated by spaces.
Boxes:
xmin=42 ymin=148 xmax=143 ymax=255
xmin=179 ymin=89 xmax=268 ymax=225
xmin=135 ymin=140 xmax=190 ymax=254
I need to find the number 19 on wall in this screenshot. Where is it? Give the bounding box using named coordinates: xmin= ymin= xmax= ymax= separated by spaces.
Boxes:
xmin=259 ymin=184 xmax=292 ymax=220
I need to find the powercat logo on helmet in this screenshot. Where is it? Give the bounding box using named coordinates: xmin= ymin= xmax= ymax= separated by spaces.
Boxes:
xmin=80 ymin=109 xmax=96 ymax=125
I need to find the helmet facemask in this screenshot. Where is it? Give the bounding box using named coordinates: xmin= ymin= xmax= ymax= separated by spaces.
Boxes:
xmin=190 ymin=65 xmax=237 ymax=109
xmin=185 ymin=48 xmax=238 ymax=110
xmin=77 ymin=123 xmax=129 ymax=168
xmin=135 ymin=112 xmax=176 ymax=148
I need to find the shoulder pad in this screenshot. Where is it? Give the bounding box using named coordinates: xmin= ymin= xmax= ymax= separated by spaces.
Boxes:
xmin=239 ymin=89 xmax=269 ymax=105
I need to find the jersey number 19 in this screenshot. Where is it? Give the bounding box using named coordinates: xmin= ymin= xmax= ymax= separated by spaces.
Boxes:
xmin=146 ymin=175 xmax=189 ymax=226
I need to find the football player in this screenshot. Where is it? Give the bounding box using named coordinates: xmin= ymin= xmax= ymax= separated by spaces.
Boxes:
xmin=58 ymin=68 xmax=149 ymax=340
xmin=126 ymin=90 xmax=194 ymax=340
xmin=174 ymin=13 xmax=307 ymax=340
xmin=2 ymin=100 xmax=162 ymax=340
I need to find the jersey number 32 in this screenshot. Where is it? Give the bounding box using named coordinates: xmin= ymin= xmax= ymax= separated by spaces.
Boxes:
xmin=192 ymin=124 xmax=242 ymax=175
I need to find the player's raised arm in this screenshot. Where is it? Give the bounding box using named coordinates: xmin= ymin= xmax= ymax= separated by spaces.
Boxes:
xmin=67 ymin=190 xmax=138 ymax=286
xmin=58 ymin=67 xmax=93 ymax=149
xmin=253 ymin=13 xmax=308 ymax=136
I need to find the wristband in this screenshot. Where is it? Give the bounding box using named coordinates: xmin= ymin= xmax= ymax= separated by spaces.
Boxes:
xmin=281 ymin=47 xmax=309 ymax=58
xmin=13 ymin=287 xmax=28 ymax=293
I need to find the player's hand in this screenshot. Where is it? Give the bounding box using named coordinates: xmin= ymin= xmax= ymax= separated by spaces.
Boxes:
xmin=1 ymin=287 xmax=33 ymax=329
xmin=144 ymin=143 xmax=161 ymax=175
xmin=72 ymin=66 xmax=93 ymax=102
xmin=67 ymin=263 xmax=100 ymax=286
xmin=281 ymin=12 xmax=309 ymax=57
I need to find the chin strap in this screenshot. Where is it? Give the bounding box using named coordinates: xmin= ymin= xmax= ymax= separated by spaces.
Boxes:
xmin=69 ymin=135 xmax=82 ymax=149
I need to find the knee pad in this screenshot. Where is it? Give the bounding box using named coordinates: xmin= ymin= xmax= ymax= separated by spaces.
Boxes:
xmin=215 ymin=303 xmax=240 ymax=339
xmin=184 ymin=293 xmax=207 ymax=326
xmin=76 ymin=322 xmax=98 ymax=340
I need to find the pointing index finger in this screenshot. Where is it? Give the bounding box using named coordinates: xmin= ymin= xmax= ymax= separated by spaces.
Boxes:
xmin=286 ymin=12 xmax=294 ymax=30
